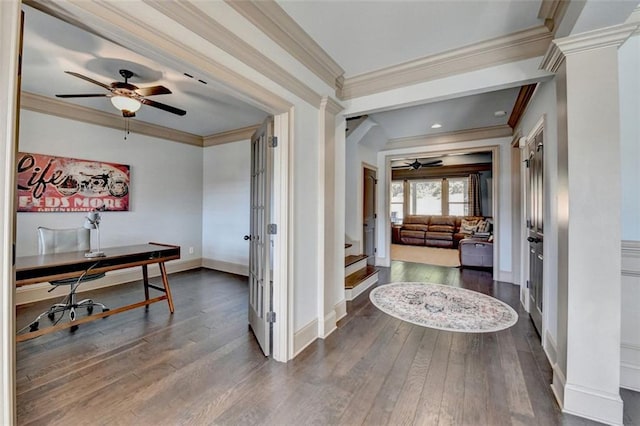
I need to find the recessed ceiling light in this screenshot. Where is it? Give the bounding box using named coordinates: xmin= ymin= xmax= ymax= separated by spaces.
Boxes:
xmin=494 ymin=110 xmax=507 ymax=117
xmin=431 ymin=123 xmax=442 ymax=129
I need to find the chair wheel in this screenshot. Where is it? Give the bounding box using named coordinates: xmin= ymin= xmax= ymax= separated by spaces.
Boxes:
xmin=48 ymin=312 xmax=55 ymax=321
xmin=87 ymin=306 xmax=93 ymax=315
xmin=70 ymin=325 xmax=79 ymax=332
xmin=29 ymin=322 xmax=39 ymax=332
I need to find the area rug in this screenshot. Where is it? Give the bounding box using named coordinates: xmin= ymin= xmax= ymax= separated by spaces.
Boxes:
xmin=369 ymin=282 xmax=518 ymax=333
xmin=391 ymin=244 xmax=460 ymax=268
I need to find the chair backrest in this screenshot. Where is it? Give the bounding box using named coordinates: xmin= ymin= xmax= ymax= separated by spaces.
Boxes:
xmin=37 ymin=227 xmax=91 ymax=255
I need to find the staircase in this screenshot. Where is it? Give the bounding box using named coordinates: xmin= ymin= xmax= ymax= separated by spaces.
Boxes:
xmin=344 ymin=252 xmax=379 ymax=301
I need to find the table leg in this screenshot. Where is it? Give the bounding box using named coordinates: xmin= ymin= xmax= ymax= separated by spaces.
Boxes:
xmin=159 ymin=262 xmax=175 ymax=313
xmin=142 ymin=264 xmax=150 ymax=310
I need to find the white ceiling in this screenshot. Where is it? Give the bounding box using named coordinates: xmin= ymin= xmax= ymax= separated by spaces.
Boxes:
xmin=20 ymin=1 xmax=639 ymax=142
xmin=369 ymin=87 xmax=520 ymax=140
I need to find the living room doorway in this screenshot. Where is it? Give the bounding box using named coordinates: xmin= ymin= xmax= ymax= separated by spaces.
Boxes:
xmin=387 ymin=149 xmax=495 ymax=270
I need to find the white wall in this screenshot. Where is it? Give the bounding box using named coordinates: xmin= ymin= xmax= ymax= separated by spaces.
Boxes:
xmin=16 ymin=110 xmax=203 ymax=263
xmin=516 ymin=79 xmax=560 ymax=360
xmin=202 ymin=140 xmax=250 ymax=275
xmin=619 ymin=34 xmax=640 ymax=392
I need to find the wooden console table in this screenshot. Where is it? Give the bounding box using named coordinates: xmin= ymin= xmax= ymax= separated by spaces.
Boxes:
xmin=15 ymin=242 xmax=180 ymax=342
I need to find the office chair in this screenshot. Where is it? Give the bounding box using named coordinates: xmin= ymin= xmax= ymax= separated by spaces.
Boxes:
xmin=26 ymin=227 xmax=110 ymax=333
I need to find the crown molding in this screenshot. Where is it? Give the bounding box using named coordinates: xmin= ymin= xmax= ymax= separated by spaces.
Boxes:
xmin=538 ymin=0 xmax=570 ymax=32
xmin=541 ymin=21 xmax=640 ymax=72
xmin=626 ymin=7 xmax=640 ymax=28
xmin=203 ymin=124 xmax=260 ymax=147
xmin=339 ymin=26 xmax=553 ymax=100
xmin=225 ymin=0 xmax=344 ymax=90
xmin=320 ymin=96 xmax=343 ymax=116
xmin=508 ymin=84 xmax=538 ymax=129
xmin=388 ymin=125 xmax=513 ymax=150
xmin=145 ymin=0 xmax=322 ymax=108
xmin=20 ymin=92 xmax=203 ymax=146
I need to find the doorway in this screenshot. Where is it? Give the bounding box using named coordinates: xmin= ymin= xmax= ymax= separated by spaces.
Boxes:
xmin=525 ymin=126 xmax=544 ymax=336
xmin=363 ymin=165 xmax=377 ymax=266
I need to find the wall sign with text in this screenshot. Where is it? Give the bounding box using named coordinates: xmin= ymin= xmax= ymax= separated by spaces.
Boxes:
xmin=16 ymin=152 xmax=130 ymax=212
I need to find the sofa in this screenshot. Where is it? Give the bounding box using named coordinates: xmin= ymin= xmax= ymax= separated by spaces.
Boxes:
xmin=398 ymin=215 xmax=491 ymax=248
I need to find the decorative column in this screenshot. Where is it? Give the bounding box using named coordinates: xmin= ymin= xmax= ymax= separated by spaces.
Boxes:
xmin=318 ymin=96 xmax=344 ymax=337
xmin=541 ymin=23 xmax=639 ymax=426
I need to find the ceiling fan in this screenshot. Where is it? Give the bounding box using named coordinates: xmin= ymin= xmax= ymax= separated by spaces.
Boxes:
xmin=392 ymin=159 xmax=443 ymax=170
xmin=55 ymin=69 xmax=186 ymax=118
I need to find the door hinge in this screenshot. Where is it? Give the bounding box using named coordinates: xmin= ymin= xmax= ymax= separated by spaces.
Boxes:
xmin=374 ymin=213 xmax=377 ymax=219
xmin=374 ymin=248 xmax=377 ymax=253
xmin=267 ymin=224 xmax=277 ymax=235
xmin=524 ymin=158 xmax=530 ymax=168
xmin=269 ymin=136 xmax=278 ymax=148
xmin=266 ymin=311 xmax=276 ymax=323
xmin=526 ymin=280 xmax=530 ymax=289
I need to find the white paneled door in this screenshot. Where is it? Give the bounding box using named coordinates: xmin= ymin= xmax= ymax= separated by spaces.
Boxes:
xmin=247 ymin=118 xmax=274 ymax=356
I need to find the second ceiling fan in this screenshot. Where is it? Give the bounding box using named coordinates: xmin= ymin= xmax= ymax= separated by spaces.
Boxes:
xmin=392 ymin=159 xmax=443 ymax=170
xmin=55 ymin=69 xmax=187 ymax=117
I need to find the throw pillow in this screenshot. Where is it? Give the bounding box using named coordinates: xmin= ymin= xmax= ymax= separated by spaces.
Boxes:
xmin=477 ymin=219 xmax=490 ymax=233
xmin=460 ymin=219 xmax=478 ymax=234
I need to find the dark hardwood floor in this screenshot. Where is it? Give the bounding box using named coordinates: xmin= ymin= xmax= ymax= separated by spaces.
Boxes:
xmin=15 ymin=262 xmax=638 ymax=425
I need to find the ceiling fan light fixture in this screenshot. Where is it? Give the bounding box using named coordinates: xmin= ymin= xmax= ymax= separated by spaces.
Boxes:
xmin=431 ymin=123 xmax=442 ymax=129
xmin=111 ymin=95 xmax=141 ymax=113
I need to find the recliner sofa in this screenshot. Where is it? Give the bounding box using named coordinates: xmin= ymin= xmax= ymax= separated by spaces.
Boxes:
xmin=398 ymin=215 xmax=490 ymax=248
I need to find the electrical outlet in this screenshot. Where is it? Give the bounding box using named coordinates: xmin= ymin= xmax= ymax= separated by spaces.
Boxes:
xmin=188 ymin=246 xmax=194 ymax=254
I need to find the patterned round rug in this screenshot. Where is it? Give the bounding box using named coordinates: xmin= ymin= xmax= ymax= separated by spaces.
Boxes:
xmin=369 ymin=282 xmax=518 ymax=333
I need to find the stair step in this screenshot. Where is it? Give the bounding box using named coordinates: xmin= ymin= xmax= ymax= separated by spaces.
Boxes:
xmin=345 ymin=254 xmax=368 ymax=268
xmin=345 ymin=265 xmax=378 ymax=289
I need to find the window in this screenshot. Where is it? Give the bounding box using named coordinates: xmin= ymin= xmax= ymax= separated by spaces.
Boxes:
xmin=409 ymin=179 xmax=442 ymax=215
xmin=395 ymin=177 xmax=470 ymax=217
xmin=447 ymin=177 xmax=469 ymax=216
xmin=390 ymin=181 xmax=404 ymax=223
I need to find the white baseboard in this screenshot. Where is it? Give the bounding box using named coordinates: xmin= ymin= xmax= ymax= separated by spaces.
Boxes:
xmin=201 ymin=258 xmax=248 ymax=276
xmin=335 ymin=299 xmax=347 ymax=322
xmin=293 ymin=318 xmax=318 ymax=358
xmin=345 ymin=271 xmax=378 ymax=301
xmin=563 ymin=383 xmax=623 ymax=426
xmin=16 ymin=258 xmax=201 ymax=306
xmin=551 ymin=361 xmax=566 ymax=410
xmin=497 ymin=270 xmax=514 ymax=284
xmin=544 ymin=330 xmax=558 ymax=366
xmin=621 ymin=342 xmax=640 ymax=391
xmin=321 ymin=310 xmax=337 ymax=339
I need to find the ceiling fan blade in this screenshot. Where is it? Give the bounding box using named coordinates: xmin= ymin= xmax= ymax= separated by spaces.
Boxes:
xmin=55 ymin=94 xmax=108 ymax=98
xmin=64 ymin=71 xmax=112 ymax=90
xmin=422 ymin=160 xmax=443 ymax=167
xmin=141 ymin=98 xmax=186 ymax=116
xmin=135 ymin=85 xmax=172 ymax=97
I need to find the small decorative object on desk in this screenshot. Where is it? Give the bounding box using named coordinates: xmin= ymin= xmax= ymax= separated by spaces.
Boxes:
xmin=83 ymin=210 xmax=106 ymax=257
